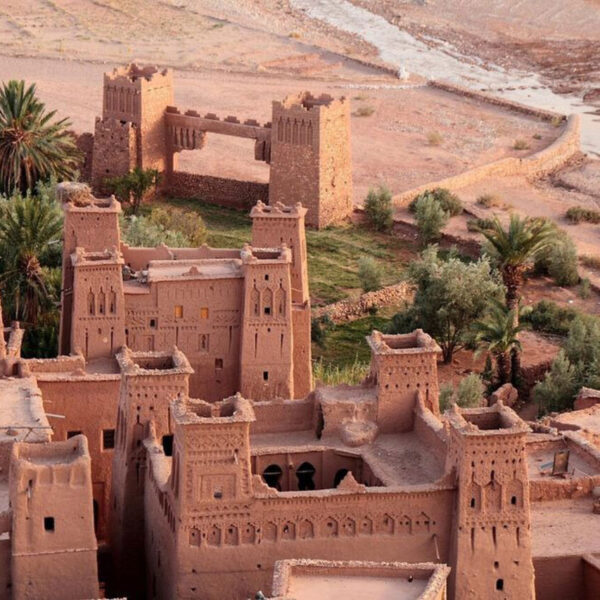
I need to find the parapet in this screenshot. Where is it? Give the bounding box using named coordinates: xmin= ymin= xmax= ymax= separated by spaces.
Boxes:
xmin=250 ymin=200 xmax=307 ymax=219
xmin=446 ymin=402 xmax=531 ymax=437
xmin=58 ymin=181 xmax=121 ymax=213
xmin=71 ymin=247 xmax=123 ymax=267
xmin=274 ymin=91 xmax=347 ymax=112
xmin=367 ymin=329 xmax=441 ymax=357
xmin=105 ymin=63 xmax=171 ymax=87
xmin=171 ymin=393 xmax=256 ymax=426
xmin=116 ymin=346 xmax=193 ymax=378
xmin=240 ymin=243 xmax=292 ymax=264
xmin=11 ymin=433 xmax=89 ymax=468
xmin=270 ymin=559 xmax=451 ymax=600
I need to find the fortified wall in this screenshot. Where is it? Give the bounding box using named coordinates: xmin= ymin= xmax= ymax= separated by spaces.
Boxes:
xmin=86 ymin=64 xmax=352 ymax=228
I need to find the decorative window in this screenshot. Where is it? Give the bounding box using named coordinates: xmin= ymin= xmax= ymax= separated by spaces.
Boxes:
xmin=174 ymin=305 xmax=183 ymax=318
xmin=200 ymin=307 xmax=209 ymax=319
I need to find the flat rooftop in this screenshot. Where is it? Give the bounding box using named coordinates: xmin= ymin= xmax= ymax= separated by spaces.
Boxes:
xmin=146 ymin=258 xmax=243 ymax=282
xmin=553 ymin=405 xmax=600 ymax=437
xmin=532 ymin=498 xmax=600 ymax=557
xmin=527 ymin=439 xmax=600 ymax=480
xmin=250 ymin=431 xmax=444 ymax=486
xmin=0 ymin=377 xmax=51 ymax=444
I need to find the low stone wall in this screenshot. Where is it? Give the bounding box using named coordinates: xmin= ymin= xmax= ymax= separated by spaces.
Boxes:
xmin=392 ymin=114 xmax=581 ymax=207
xmin=313 ymin=282 xmax=412 ymax=323
xmin=166 ymin=171 xmax=269 ymax=210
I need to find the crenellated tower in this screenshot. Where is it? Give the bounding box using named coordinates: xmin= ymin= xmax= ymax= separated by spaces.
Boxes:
xmin=250 ymin=201 xmax=312 ymax=397
xmin=447 ymin=403 xmax=535 ymax=600
xmin=239 ymin=245 xmax=294 ymax=400
xmin=269 ymin=92 xmax=352 ymax=229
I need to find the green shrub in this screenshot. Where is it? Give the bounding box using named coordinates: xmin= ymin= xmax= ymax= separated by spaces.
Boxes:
xmin=477 ymin=194 xmax=503 ymax=209
xmin=547 ymin=235 xmax=579 ymax=286
xmin=121 ymin=215 xmax=189 ymax=247
xmin=534 ymin=351 xmax=579 ymax=414
xmin=565 ymin=206 xmax=600 ymax=224
xmin=467 ymin=217 xmax=495 ymax=232
xmin=439 ymin=383 xmax=454 ymax=412
xmin=414 ymin=194 xmax=449 ymax=245
xmin=580 ymin=255 xmax=600 ymax=270
xmin=311 ymin=314 xmax=333 ymax=347
xmin=364 ymin=185 xmax=393 ymax=232
xmin=409 ymin=188 xmax=462 ymax=216
xmin=579 ymin=278 xmax=591 ymax=299
xmin=357 ymin=256 xmax=383 ymax=292
xmin=520 ymin=300 xmax=579 ymax=336
xmin=148 ymin=206 xmax=207 ymax=246
xmin=438 ymin=374 xmax=484 ymax=412
xmin=513 ymin=138 xmax=530 ymax=150
xmin=312 ymin=358 xmax=369 ymax=386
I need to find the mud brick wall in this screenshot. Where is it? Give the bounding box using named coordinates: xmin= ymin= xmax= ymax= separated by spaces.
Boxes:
xmin=167 ymin=171 xmax=269 ymax=210
xmin=72 ymin=132 xmax=94 ymax=183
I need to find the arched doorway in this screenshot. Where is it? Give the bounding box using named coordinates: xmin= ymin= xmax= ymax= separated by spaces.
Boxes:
xmin=296 ymin=462 xmax=316 ymax=491
xmin=262 ymin=464 xmax=283 ymax=491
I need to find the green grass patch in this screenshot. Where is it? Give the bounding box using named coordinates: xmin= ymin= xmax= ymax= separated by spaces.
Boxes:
xmin=159 ymin=198 xmax=413 ymax=305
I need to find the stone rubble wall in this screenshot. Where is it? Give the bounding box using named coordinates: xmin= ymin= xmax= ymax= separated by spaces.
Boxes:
xmin=313 ymin=282 xmax=412 ymax=323
xmin=166 ymin=171 xmax=269 ymax=210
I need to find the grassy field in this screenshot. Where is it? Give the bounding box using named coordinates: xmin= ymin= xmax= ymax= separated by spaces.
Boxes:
xmin=160 ymin=197 xmax=415 ymax=306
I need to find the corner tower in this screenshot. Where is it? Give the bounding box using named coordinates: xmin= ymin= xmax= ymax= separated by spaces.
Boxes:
xmin=250 ymin=201 xmax=312 ymax=397
xmin=269 ymin=92 xmax=352 ymax=229
xmin=447 ymin=403 xmax=535 ymax=600
xmin=91 ymin=64 xmax=173 ymax=189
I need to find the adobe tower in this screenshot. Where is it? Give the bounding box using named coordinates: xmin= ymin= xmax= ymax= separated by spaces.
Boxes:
xmin=269 ymin=92 xmax=353 ymax=229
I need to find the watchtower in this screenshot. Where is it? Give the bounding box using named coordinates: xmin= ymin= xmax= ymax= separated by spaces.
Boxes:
xmin=57 ymin=183 xmax=123 ymax=356
xmin=9 ymin=436 xmax=99 ymax=600
xmin=367 ymin=330 xmax=441 ymax=433
xmin=91 ymin=64 xmax=173 ymax=189
xmin=239 ymin=245 xmax=294 ymax=400
xmin=447 ymin=404 xmax=535 ymax=600
xmin=250 ymin=201 xmax=312 ymax=397
xmin=269 ymin=92 xmax=352 ymax=229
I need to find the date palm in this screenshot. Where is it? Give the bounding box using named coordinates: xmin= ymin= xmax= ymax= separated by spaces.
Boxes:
xmin=0 ymin=80 xmax=81 ymax=195
xmin=473 ymin=300 xmax=524 ymax=386
xmin=0 ymin=194 xmax=62 ymax=324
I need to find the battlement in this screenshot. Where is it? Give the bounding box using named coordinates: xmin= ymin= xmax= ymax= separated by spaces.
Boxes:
xmin=12 ymin=434 xmax=89 ymax=468
xmin=145 ymin=257 xmax=243 ymax=283
xmin=367 ymin=329 xmax=441 ymax=356
xmin=105 ymin=63 xmax=171 ymax=87
xmin=241 ymin=243 xmax=292 ymax=264
xmin=166 ymin=105 xmax=272 ymax=129
xmin=275 ymin=91 xmax=346 ymax=113
xmin=71 ymin=247 xmax=123 ymax=267
xmin=250 ymin=200 xmax=307 ymax=219
xmin=172 ymin=393 xmax=255 ymax=426
xmin=116 ymin=346 xmax=193 ymax=377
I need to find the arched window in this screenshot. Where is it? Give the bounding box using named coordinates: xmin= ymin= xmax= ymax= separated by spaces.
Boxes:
xmin=334 ymin=468 xmax=349 ymax=488
xmin=296 ymin=462 xmax=316 ymax=491
xmin=263 ymin=288 xmax=273 ymax=316
xmin=98 ymin=288 xmax=106 ymax=315
xmin=262 ymin=464 xmax=283 ymax=491
xmin=251 ymin=285 xmax=260 ymax=316
xmin=109 ymin=288 xmax=117 ymax=314
xmin=88 ymin=290 xmax=95 ymax=315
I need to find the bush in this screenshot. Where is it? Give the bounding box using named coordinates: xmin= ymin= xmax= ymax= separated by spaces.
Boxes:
xmin=565 ymin=206 xmax=600 ymax=224
xmin=311 ymin=314 xmax=333 ymax=347
xmin=354 ymin=106 xmax=375 ymax=117
xmin=438 ymin=374 xmax=484 ymax=412
xmin=147 ymin=207 xmax=207 ymax=246
xmin=579 ymin=278 xmax=591 ymax=299
xmin=357 ymin=256 xmax=383 ymax=292
xmin=409 ymin=188 xmax=462 ymax=216
xmin=364 ymin=185 xmax=393 ymax=232
xmin=439 ymin=383 xmax=454 ymax=412
xmin=313 ymin=358 xmax=369 ymax=386
xmin=580 ymin=255 xmax=600 ymax=270
xmin=427 ymin=131 xmax=443 ymax=146
xmin=467 ymin=217 xmax=495 ymax=232
xmin=520 ymin=300 xmax=579 ymax=336
xmin=513 ymin=138 xmax=530 ymax=150
xmin=477 ymin=194 xmax=502 ymax=209
xmin=414 ymin=194 xmax=449 ymax=245
xmin=547 ymin=235 xmax=579 ymax=286
xmin=534 ymin=351 xmax=579 ymax=414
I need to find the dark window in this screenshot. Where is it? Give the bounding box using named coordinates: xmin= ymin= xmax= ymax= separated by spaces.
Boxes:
xmin=150 ymin=318 xmax=157 ymax=328
xmin=264 ymin=306 xmax=271 ymax=315
xmin=264 ymin=274 xmax=269 ymax=281
xmin=334 ymin=469 xmax=349 ymax=487
xmin=44 ymin=517 xmax=55 ymax=532
xmin=263 ymin=464 xmax=283 ymax=490
xmin=496 ymin=579 xmax=504 ymax=591
xmin=162 ymin=435 xmax=174 ymax=457
xmin=263 ymin=371 xmax=269 ymax=381
xmin=470 ymin=497 xmax=476 ymax=508
xmin=213 ymin=490 xmax=223 ymax=499
xmin=296 ymin=462 xmax=316 ymax=491
xmin=215 ymin=358 xmax=223 ymax=369
xmin=511 ymin=495 xmax=517 ymax=505
xmin=67 ymin=430 xmax=82 ymax=439
xmin=103 ymin=429 xmax=115 ymax=450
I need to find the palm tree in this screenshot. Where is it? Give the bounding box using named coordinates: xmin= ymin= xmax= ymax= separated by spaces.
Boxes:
xmin=0 ymin=194 xmax=63 ymax=325
xmin=476 ymin=214 xmax=554 ymax=312
xmin=0 ymin=80 xmax=81 ymax=195
xmin=473 ymin=300 xmax=524 ymax=386
xmin=475 ymin=214 xmax=554 ymax=384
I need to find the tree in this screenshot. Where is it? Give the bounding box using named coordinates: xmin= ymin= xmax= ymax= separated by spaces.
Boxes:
xmin=106 ymin=167 xmax=161 ymax=214
xmin=389 ymin=246 xmax=503 ymax=363
xmin=414 ymin=194 xmax=449 ymax=246
xmin=475 ymin=215 xmax=554 ymax=382
xmin=357 ymin=256 xmax=382 ymax=292
xmin=472 ymin=299 xmax=524 ymax=385
xmin=0 ymin=80 xmax=81 ymax=195
xmin=0 ymin=192 xmax=62 ymax=324
xmin=364 ymin=185 xmax=393 ymax=232
xmin=439 ymin=374 xmax=485 ymax=412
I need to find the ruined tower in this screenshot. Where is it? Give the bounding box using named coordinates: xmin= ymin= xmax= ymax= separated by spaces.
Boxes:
xmin=447 ymin=404 xmax=535 ymax=600
xmin=239 ymin=245 xmax=295 ymax=400
xmin=109 ymin=347 xmax=192 ymax=599
xmin=367 ymin=330 xmax=441 ymax=433
xmin=57 ymin=183 xmax=123 ymax=356
xmin=250 ymin=201 xmax=312 ymax=397
xmin=91 ymin=64 xmax=173 ymax=189
xmin=9 ymin=436 xmax=99 ymax=600
xmin=269 ymin=92 xmax=352 ymax=229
